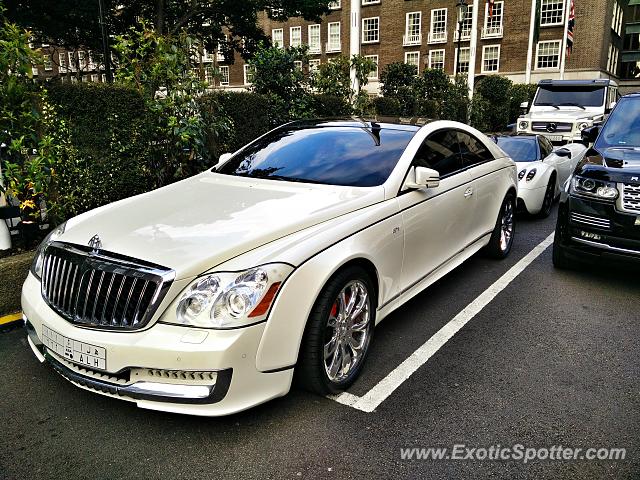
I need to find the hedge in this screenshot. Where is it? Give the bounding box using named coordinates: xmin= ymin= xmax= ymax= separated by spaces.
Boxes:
xmin=0 ymin=251 xmax=34 ymax=316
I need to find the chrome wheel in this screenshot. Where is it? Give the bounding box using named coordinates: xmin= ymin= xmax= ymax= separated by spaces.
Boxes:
xmin=323 ymin=280 xmax=371 ymax=383
xmin=500 ymin=199 xmax=514 ymax=252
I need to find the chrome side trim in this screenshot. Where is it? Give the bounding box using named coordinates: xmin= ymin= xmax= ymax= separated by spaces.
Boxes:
xmin=570 ymin=236 xmax=640 ymax=256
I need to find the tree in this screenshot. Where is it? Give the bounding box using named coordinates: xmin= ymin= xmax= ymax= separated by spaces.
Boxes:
xmin=379 ymin=62 xmax=419 ymax=116
xmin=4 ymin=0 xmax=333 ymax=58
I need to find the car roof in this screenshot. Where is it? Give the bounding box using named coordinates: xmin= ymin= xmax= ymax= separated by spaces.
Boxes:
xmin=537 ymin=79 xmax=616 ymax=87
xmin=286 ymin=117 xmax=431 ymax=133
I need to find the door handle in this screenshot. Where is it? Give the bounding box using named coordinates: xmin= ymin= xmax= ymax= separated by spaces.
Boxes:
xmin=464 ymin=187 xmax=474 ymax=198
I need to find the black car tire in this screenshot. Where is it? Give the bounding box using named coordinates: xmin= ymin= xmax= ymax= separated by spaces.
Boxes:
xmin=537 ymin=176 xmax=556 ymax=219
xmin=484 ymin=193 xmax=516 ymax=259
xmin=552 ymin=228 xmax=572 ymax=269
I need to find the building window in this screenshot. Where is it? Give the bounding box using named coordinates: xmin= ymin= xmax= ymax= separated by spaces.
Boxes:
xmin=540 ymin=0 xmax=564 ymax=26
xmin=308 ymin=24 xmax=321 ymax=54
xmin=327 ymin=22 xmax=341 ymax=52
xmin=536 ymin=40 xmax=561 ymax=69
xmin=78 ymin=51 xmax=87 ymax=70
xmin=88 ymin=51 xmax=97 ymax=70
xmin=290 ymin=26 xmax=302 ymax=47
xmin=405 ymin=51 xmax=420 ymax=73
xmin=482 ymin=1 xmax=504 ymax=38
xmin=272 ymin=28 xmax=284 ymax=48
xmin=329 ymin=0 xmax=341 ymax=8
xmin=428 ymin=49 xmax=445 ymax=70
xmin=309 ymin=59 xmax=321 ymax=72
xmin=67 ymin=51 xmax=77 ymax=72
xmin=58 ymin=52 xmax=67 ymax=72
xmin=362 ymin=17 xmax=380 ymax=43
xmin=404 ymin=12 xmax=422 ymax=46
xmin=204 ymin=66 xmax=215 ymax=84
xmin=220 ymin=65 xmax=230 ymax=85
xmin=362 ymin=0 xmax=380 ymax=4
xmin=44 ymin=54 xmax=53 ymax=71
xmin=607 ymin=43 xmax=619 ymax=74
xmin=455 ymin=47 xmax=470 ymax=73
xmin=456 ymin=5 xmax=473 ymax=41
xmin=244 ymin=64 xmax=255 ymax=85
xmin=481 ymin=45 xmax=500 ymax=73
xmin=31 ymin=65 xmax=38 ymax=76
xmin=91 ymin=74 xmax=99 ymax=82
xmin=429 ymin=9 xmax=448 ymax=43
xmin=365 ymin=54 xmax=378 ymax=79
xmin=294 ymin=60 xmax=303 ymax=71
xmin=612 ymin=2 xmax=624 ymax=36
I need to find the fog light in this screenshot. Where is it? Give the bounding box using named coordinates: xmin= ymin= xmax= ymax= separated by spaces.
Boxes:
xmin=519 ymin=121 xmax=529 ymax=130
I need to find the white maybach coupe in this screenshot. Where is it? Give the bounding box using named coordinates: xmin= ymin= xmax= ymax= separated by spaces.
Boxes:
xmin=23 ymin=119 xmax=517 ymax=416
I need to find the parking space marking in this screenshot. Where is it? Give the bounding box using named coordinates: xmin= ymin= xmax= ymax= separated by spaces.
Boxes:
xmin=330 ymin=232 xmax=555 ymax=413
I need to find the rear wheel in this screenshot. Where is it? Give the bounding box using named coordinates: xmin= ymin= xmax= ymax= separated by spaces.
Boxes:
xmin=537 ymin=176 xmax=556 ymax=218
xmin=297 ymin=266 xmax=375 ymax=395
xmin=484 ymin=194 xmax=516 ymax=259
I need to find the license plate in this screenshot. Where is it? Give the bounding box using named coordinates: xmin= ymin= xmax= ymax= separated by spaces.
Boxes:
xmin=547 ymin=135 xmax=563 ymax=142
xmin=42 ymin=324 xmax=107 ymax=370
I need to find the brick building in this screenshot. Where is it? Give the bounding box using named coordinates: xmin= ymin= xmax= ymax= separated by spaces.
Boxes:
xmin=216 ymin=0 xmax=626 ymax=93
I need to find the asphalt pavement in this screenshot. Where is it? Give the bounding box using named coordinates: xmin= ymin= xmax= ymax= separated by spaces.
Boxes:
xmin=1 ymin=205 xmax=639 ymax=480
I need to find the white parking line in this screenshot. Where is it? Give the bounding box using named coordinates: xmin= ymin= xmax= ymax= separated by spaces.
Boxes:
xmin=330 ymin=232 xmax=555 ymax=413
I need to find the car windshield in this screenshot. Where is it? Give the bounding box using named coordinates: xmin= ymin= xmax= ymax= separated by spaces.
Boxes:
xmin=495 ymin=137 xmax=539 ymax=162
xmin=595 ymin=97 xmax=640 ymax=149
xmin=215 ymin=125 xmax=416 ymax=187
xmin=534 ymin=86 xmax=606 ymax=108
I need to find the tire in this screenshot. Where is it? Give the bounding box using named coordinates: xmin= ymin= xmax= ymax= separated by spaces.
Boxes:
xmin=296 ymin=266 xmax=375 ymax=395
xmin=537 ymin=176 xmax=556 ymax=219
xmin=552 ymin=227 xmax=572 ymax=270
xmin=484 ymin=193 xmax=516 ymax=259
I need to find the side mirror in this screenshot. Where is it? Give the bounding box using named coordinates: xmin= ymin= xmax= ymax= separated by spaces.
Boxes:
xmin=554 ymin=148 xmax=572 ymax=158
xmin=405 ymin=166 xmax=440 ymax=189
xmin=520 ymin=101 xmax=529 ymax=109
xmin=581 ymin=126 xmax=600 ymax=144
xmin=215 ymin=152 xmax=232 ymax=169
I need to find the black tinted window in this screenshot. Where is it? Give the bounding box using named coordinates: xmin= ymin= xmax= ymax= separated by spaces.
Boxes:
xmin=457 ymin=131 xmax=493 ymax=168
xmin=595 ymin=97 xmax=640 ymax=149
xmin=539 ymin=136 xmax=553 ymax=158
xmin=534 ymin=86 xmax=606 ymax=107
xmin=413 ymin=130 xmax=461 ymax=176
xmin=495 ymin=137 xmax=539 ymax=162
xmin=216 ymin=126 xmax=415 ymax=187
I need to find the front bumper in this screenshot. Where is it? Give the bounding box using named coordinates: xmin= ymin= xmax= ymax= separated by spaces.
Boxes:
xmin=517 ymin=184 xmax=547 ymax=215
xmin=22 ymin=272 xmax=293 ymax=416
xmin=556 ymin=194 xmax=640 ymax=265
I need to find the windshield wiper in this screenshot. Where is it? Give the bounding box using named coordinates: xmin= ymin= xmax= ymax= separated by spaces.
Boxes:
xmin=535 ymin=103 xmax=560 ymax=109
xmin=557 ymin=102 xmax=586 ymax=110
xmin=246 ymin=173 xmax=322 ymax=184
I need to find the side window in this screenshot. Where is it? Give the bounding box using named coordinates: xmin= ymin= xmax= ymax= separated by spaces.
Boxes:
xmin=456 ymin=131 xmax=493 ymax=169
xmin=412 ymin=129 xmax=462 ymax=177
xmin=539 ymin=137 xmax=552 ymax=158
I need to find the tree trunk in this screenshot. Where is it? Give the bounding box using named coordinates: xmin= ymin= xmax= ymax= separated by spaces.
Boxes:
xmin=156 ymin=0 xmax=165 ymax=34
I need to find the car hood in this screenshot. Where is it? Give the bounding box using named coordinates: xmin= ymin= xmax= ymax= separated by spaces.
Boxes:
xmin=61 ymin=172 xmax=384 ymax=280
xmin=527 ymin=109 xmax=602 ymax=121
xmin=576 ymin=147 xmax=640 ymax=181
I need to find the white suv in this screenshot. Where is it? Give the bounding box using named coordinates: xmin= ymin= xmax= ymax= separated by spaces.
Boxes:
xmin=517 ymin=79 xmax=619 ymax=144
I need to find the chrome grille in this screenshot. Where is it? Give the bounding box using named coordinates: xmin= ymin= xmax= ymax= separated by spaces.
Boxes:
xmin=41 ymin=242 xmax=174 ymax=330
xmin=570 ymin=212 xmax=612 ymax=230
xmin=531 ymin=122 xmax=573 ymax=132
xmin=621 ymin=183 xmax=640 ymax=213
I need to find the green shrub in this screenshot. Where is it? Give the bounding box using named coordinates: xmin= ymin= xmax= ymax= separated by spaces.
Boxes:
xmin=373 ymin=96 xmax=402 ymax=116
xmin=509 ymin=83 xmax=538 ymax=123
xmin=200 ymin=91 xmax=271 ymax=157
xmin=471 ymin=75 xmax=513 ymax=132
xmin=311 ymin=94 xmax=352 ymax=117
xmin=379 ymin=62 xmax=419 ymax=116
xmin=441 ymin=75 xmax=470 ymax=123
xmin=414 ymin=68 xmax=451 ymax=118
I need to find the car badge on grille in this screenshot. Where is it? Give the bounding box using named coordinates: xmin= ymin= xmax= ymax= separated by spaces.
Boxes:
xmin=632 ymin=176 xmax=639 ymax=182
xmin=88 ymin=234 xmax=102 ymax=254
xmin=546 ymin=123 xmax=557 ymax=133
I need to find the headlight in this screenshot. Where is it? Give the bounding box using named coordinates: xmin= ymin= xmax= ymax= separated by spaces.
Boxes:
xmin=518 ymin=121 xmax=529 ymax=130
xmin=578 ymin=122 xmax=590 ymax=131
xmin=526 ymin=168 xmax=537 ymax=181
xmin=570 ymin=175 xmax=618 ymax=201
xmin=31 ymin=222 xmax=67 ymax=280
xmin=173 ymin=263 xmax=294 ymax=329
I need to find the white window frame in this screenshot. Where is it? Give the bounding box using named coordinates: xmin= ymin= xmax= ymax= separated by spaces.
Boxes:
xmin=327 ymin=22 xmax=341 ymax=52
xmin=294 ymin=60 xmax=303 ymax=71
xmin=404 ymin=12 xmax=422 ymax=46
xmin=308 ymin=24 xmax=321 ymax=54
xmin=271 ymin=28 xmax=284 ymax=48
xmin=404 ymin=51 xmax=420 ymax=72
xmin=535 ymin=39 xmax=562 ymax=70
xmin=362 ymin=17 xmax=380 ymax=44
xmin=540 ymin=0 xmax=565 ymax=27
xmin=329 ymin=0 xmax=341 ymax=9
xmin=91 ymin=73 xmax=99 ymax=82
xmin=482 ymin=1 xmax=504 ymax=38
xmin=243 ymin=64 xmax=255 ymax=85
xmin=290 ymin=26 xmax=302 ymax=48
xmin=481 ymin=44 xmax=500 ymax=73
xmin=364 ymin=54 xmax=379 ymax=80
xmin=220 ymin=65 xmax=230 ymax=85
xmin=78 ymin=50 xmax=87 ymax=70
xmin=454 ymin=46 xmax=471 ymax=73
xmin=58 ymin=52 xmax=68 ymax=72
xmin=455 ymin=5 xmax=473 ymax=41
xmin=362 ymin=0 xmax=380 ymax=5
xmin=308 ymin=59 xmax=321 ymax=72
xmin=428 ymin=49 xmax=445 ymax=69
xmin=429 ymin=8 xmax=448 ymax=44
xmin=67 ymin=51 xmax=77 ymax=72
xmin=44 ymin=54 xmax=53 ymax=71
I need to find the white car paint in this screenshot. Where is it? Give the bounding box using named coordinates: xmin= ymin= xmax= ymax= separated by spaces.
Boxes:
xmin=22 ymin=120 xmax=517 ymax=416
xmin=517 ymin=142 xmax=587 ymax=215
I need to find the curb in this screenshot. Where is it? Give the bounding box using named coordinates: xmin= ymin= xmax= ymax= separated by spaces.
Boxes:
xmin=0 ymin=312 xmax=23 ymax=332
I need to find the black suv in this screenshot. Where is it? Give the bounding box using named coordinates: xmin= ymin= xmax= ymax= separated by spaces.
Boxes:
xmin=553 ymin=93 xmax=640 ymax=268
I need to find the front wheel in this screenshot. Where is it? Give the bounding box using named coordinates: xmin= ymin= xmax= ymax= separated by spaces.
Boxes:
xmin=297 ymin=266 xmax=375 ymax=395
xmin=484 ymin=194 xmax=516 ymax=259
xmin=537 ymin=177 xmax=556 ymax=218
